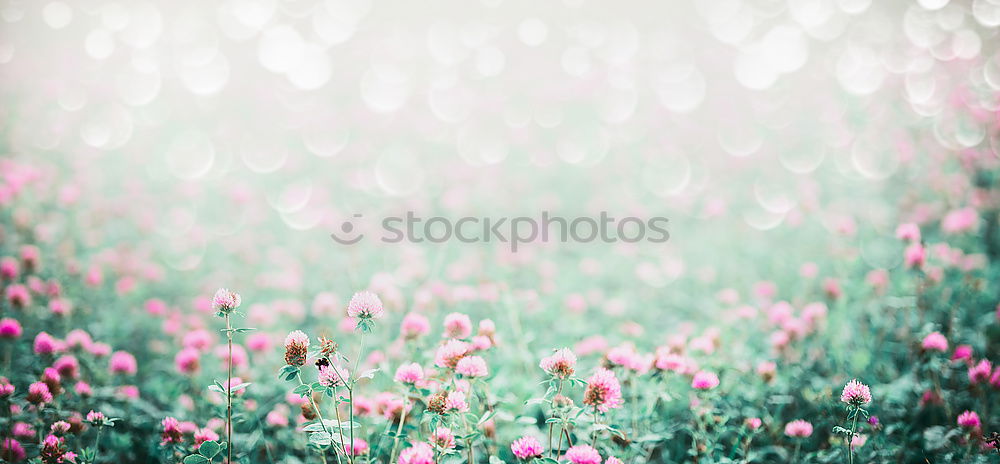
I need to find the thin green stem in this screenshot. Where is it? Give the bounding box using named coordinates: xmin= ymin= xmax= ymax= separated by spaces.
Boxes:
xmin=296 ymin=373 xmax=330 ymax=464
xmin=389 ymin=390 xmax=410 ymax=464
xmin=225 ymin=314 xmax=233 ymax=464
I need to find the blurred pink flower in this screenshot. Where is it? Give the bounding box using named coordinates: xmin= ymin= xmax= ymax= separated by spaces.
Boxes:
xmin=957 ymin=410 xmax=980 ymax=428
xmin=952 ymin=345 xmax=973 ymax=362
xmin=921 ymin=332 xmax=948 ymax=352
xmin=0 ymin=378 xmax=14 ymax=397
xmin=691 ymin=371 xmax=720 ymax=390
xmin=434 ymin=339 xmax=470 ymax=369
xmin=941 ymin=207 xmax=979 ymax=234
xmin=784 ymin=420 xmax=813 ymax=437
xmin=0 ymin=438 xmax=25 ymax=463
xmin=400 ymin=312 xmax=431 ymax=340
xmin=510 ymin=435 xmax=544 ymax=460
xmin=160 ymin=417 xmax=183 ymax=444
xmin=194 ymin=428 xmax=219 ymax=447
xmin=430 ymin=427 xmax=455 ymax=450
xmin=456 ymin=356 xmax=488 ymax=378
xmin=394 ymin=362 xmax=424 ymax=384
xmin=26 ymin=382 xmax=52 ymax=405
xmin=174 ymin=348 xmax=200 ymax=375
xmin=74 ymin=381 xmax=92 ymax=397
xmin=0 ymin=318 xmax=22 ymax=339
xmin=266 ymin=407 xmax=289 ymax=427
xmin=246 ymin=333 xmax=272 ymax=352
xmin=904 ymin=243 xmax=925 ymax=269
xmin=398 ymin=442 xmax=434 ymax=464
xmin=33 ymin=332 xmax=59 ymax=355
xmin=344 ymin=438 xmax=369 ymax=456
xmin=443 ymin=312 xmax=473 ymax=339
xmin=52 ymin=355 xmax=79 ymax=379
xmin=183 ymin=329 xmax=214 ymax=351
xmin=109 ymin=351 xmax=137 ymax=375
xmin=564 ymin=444 xmax=602 ymax=464
xmin=968 ymin=359 xmax=992 ymax=384
xmin=0 ymin=257 xmax=18 ymax=280
xmin=445 ymin=391 xmax=469 ymax=413
xmin=895 ymin=223 xmax=921 ymax=242
xmin=5 ymin=284 xmax=30 ymax=308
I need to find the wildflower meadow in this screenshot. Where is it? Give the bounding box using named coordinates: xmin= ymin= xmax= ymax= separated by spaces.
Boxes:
xmin=1 ymin=0 xmax=1000 ymax=463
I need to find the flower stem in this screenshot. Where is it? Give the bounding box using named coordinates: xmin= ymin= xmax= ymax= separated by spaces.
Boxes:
xmin=225 ymin=313 xmax=233 ymax=464
xmin=547 ymin=380 xmax=564 ymax=455
xmin=332 ymin=388 xmax=348 ymax=464
xmin=847 ymin=406 xmax=859 ymax=464
xmin=389 ymin=391 xmax=410 ymax=464
xmin=92 ymin=426 xmax=103 ymax=463
xmin=296 ymin=373 xmax=330 ymax=464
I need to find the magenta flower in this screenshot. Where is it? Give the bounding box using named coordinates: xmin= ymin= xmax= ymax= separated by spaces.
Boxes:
xmin=75 ymin=381 xmax=92 ymax=396
xmin=194 ymin=428 xmax=219 ymax=447
xmin=347 ymin=291 xmax=384 ymax=320
xmin=174 ymin=348 xmax=200 ymax=375
xmin=967 ymin=359 xmax=992 ymax=384
xmin=0 ymin=378 xmax=14 ymax=397
xmin=86 ymin=410 xmax=105 ymax=423
xmin=583 ymin=368 xmax=624 ymax=413
xmin=455 ymin=355 xmax=488 ymax=378
xmin=510 ymin=435 xmax=544 ymax=460
xmin=39 ymin=434 xmax=68 ymax=463
xmin=691 ymin=371 xmax=720 ymax=390
xmin=957 ymin=410 xmax=980 ymax=428
xmin=0 ymin=318 xmax=22 ymax=339
xmin=540 ymin=348 xmax=577 ymax=378
xmin=840 ymin=379 xmax=872 ymax=407
xmin=921 ymin=332 xmax=948 ymax=352
xmin=903 ymin=243 xmax=925 ymax=269
xmin=33 ymin=332 xmax=59 ymax=355
xmin=26 ymin=382 xmax=53 ymax=405
xmin=52 ymin=355 xmax=79 ymax=379
xmin=161 ymin=417 xmax=183 ymax=444
xmin=108 ymin=351 xmax=138 ymax=375
xmin=745 ymin=417 xmax=762 ymax=430
xmin=0 ymin=257 xmax=17 ymax=280
xmin=5 ymin=284 xmax=30 ymax=308
xmin=564 ymin=444 xmax=602 ymax=464
xmin=394 ymin=362 xmax=424 ymax=385
xmin=784 ymin=420 xmax=813 ymax=437
xmin=0 ymin=438 xmax=25 ymax=462
xmin=952 ymin=345 xmax=973 ymax=362
xmin=50 ymin=421 xmax=70 ymax=435
xmin=211 ymin=288 xmax=242 ymax=313
xmin=398 ymin=441 xmax=434 ymax=464
xmin=344 ymin=438 xmax=369 ymax=456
